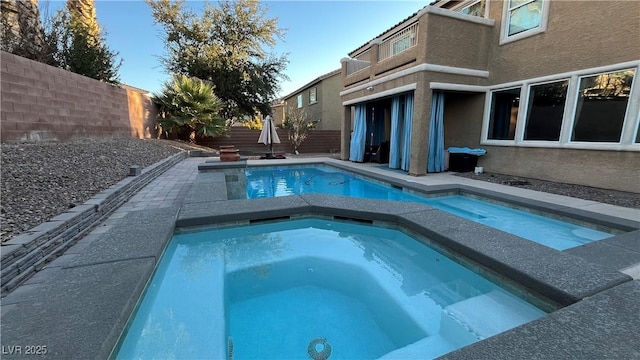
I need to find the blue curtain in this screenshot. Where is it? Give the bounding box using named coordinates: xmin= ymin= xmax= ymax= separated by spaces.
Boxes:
xmin=401 ymin=93 xmax=414 ymax=171
xmin=365 ymin=105 xmax=385 ymax=146
xmin=349 ymin=104 xmax=367 ymax=162
xmin=428 ymin=91 xmax=445 ymax=173
xmin=389 ymin=96 xmax=402 ymax=169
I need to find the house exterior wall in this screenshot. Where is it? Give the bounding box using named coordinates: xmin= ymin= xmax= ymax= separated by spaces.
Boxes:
xmin=0 ymin=51 xmax=157 ymax=142
xmin=318 ymin=74 xmax=342 ymax=130
xmin=283 ymin=71 xmax=341 ymax=131
xmin=486 ymin=0 xmax=640 ymax=84
xmin=340 ymin=1 xmax=640 ymax=192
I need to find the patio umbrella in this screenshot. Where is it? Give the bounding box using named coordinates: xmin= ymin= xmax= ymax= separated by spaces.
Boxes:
xmin=258 ymin=115 xmax=281 ymax=155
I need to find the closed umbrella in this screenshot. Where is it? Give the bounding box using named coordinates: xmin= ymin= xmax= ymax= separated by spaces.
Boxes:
xmin=258 ymin=115 xmax=281 ymax=156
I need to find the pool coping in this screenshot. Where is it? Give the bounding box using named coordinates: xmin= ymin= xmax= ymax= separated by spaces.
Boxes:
xmin=1 ymin=159 xmax=638 ymax=359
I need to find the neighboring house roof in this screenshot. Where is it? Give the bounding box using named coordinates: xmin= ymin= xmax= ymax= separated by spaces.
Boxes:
xmin=348 ymin=0 xmax=444 ymax=57
xmin=282 ymin=68 xmax=341 ymax=100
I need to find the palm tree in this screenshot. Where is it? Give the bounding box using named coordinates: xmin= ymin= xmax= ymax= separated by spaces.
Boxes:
xmin=153 ymin=75 xmax=227 ymax=141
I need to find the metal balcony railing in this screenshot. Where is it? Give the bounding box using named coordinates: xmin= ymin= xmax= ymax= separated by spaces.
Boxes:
xmin=345 ymin=49 xmax=371 ymax=77
xmin=378 ymin=22 xmax=418 ymax=61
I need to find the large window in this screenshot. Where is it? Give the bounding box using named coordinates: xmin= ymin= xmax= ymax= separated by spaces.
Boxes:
xmin=524 ymin=80 xmax=568 ymax=141
xmin=488 ymin=88 xmax=520 ymax=140
xmin=571 ymin=70 xmax=634 ymax=143
xmin=483 ymin=65 xmax=639 ymax=150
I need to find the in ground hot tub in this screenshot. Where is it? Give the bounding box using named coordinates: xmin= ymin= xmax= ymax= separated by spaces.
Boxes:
xmin=114 ymin=218 xmax=548 ymax=359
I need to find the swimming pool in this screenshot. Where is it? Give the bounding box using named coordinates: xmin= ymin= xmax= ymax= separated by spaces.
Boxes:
xmin=115 ymin=218 xmax=547 ymax=359
xmin=246 ymin=166 xmax=614 ymax=250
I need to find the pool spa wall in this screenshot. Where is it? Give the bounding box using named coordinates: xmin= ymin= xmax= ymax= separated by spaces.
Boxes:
xmin=0 ymin=162 xmax=638 ymax=359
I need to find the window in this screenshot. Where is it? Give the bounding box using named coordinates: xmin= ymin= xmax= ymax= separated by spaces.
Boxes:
xmin=297 ymin=95 xmax=303 ymax=108
xmin=488 ymin=88 xmax=520 ymax=140
xmin=459 ymin=0 xmax=486 ymax=17
xmin=506 ymin=0 xmax=543 ymax=36
xmin=391 ymin=36 xmax=412 ymax=56
xmin=309 ymin=87 xmax=317 ymax=103
xmin=571 ymin=69 xmax=635 ymax=142
xmin=500 ymin=0 xmax=549 ymax=44
xmin=524 ymin=80 xmax=568 ymax=141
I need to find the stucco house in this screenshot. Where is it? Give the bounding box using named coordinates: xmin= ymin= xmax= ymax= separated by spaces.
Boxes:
xmin=283 ymin=69 xmax=342 ymax=131
xmin=339 ymin=0 xmax=639 ymax=193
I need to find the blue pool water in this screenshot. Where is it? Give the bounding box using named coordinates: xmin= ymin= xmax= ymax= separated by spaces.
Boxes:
xmin=246 ymin=166 xmax=614 ymax=250
xmin=115 ymin=219 xmax=547 ymax=359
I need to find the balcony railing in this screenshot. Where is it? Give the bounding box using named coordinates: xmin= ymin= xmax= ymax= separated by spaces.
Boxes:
xmin=345 ymin=49 xmax=371 ymax=77
xmin=378 ymin=22 xmax=418 ymax=61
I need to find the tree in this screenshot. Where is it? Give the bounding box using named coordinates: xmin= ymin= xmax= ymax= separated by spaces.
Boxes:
xmin=241 ymin=116 xmax=263 ymax=130
xmin=147 ymin=0 xmax=288 ymax=121
xmin=42 ymin=0 xmax=121 ymax=83
xmin=153 ymin=74 xmax=226 ymax=141
xmin=281 ymin=106 xmax=316 ymax=154
xmin=1 ymin=0 xmax=56 ymax=64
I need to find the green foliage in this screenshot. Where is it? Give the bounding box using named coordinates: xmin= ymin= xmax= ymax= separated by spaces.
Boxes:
xmin=281 ymin=106 xmax=316 ymax=153
xmin=153 ymin=74 xmax=226 ymax=141
xmin=48 ymin=8 xmax=121 ymax=83
xmin=147 ymin=0 xmax=288 ymax=120
xmin=241 ymin=116 xmax=263 ymax=130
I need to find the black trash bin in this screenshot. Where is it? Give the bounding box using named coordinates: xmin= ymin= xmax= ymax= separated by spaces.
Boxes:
xmin=448 ymin=153 xmax=478 ymax=172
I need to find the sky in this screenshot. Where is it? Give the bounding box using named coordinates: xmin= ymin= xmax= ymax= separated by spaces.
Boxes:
xmin=41 ymin=0 xmax=430 ymax=98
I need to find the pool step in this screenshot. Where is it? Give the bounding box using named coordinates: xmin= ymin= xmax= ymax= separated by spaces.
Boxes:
xmin=425 ymin=279 xmax=483 ymax=308
xmin=378 ymin=335 xmax=457 ymax=359
xmin=440 ymin=290 xmax=545 ymax=341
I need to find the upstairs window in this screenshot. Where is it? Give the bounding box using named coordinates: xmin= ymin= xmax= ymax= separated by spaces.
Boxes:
xmin=459 ymin=0 xmax=486 ymax=17
xmin=309 ymin=87 xmax=317 ymax=104
xmin=571 ymin=69 xmax=635 ymax=143
xmin=392 ymin=36 xmax=412 ymax=56
xmin=501 ymin=0 xmax=549 ymax=44
xmin=297 ymin=95 xmax=303 ymax=108
xmin=507 ymin=0 xmax=543 ymax=35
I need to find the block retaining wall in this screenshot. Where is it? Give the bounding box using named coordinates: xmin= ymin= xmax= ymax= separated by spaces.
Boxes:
xmin=0 ymin=51 xmax=157 ymax=142
xmin=0 ymin=152 xmax=187 ymax=295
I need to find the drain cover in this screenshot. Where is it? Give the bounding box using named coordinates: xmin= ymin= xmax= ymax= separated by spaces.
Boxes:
xmin=307 ymin=337 xmax=332 ymax=360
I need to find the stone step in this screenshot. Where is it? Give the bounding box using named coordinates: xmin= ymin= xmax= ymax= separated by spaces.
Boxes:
xmin=440 ymin=290 xmax=545 ymax=342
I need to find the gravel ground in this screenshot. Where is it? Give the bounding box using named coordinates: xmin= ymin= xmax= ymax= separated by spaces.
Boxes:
xmin=2 ymin=138 xmax=637 ymax=243
xmin=456 ymin=172 xmax=640 ymax=209
xmin=0 ymin=138 xmax=187 ymax=243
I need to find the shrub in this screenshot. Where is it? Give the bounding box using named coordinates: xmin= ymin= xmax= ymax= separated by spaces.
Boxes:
xmin=153 ymin=75 xmax=226 ymax=141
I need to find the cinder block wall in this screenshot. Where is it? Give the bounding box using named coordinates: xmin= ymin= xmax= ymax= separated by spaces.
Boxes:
xmin=198 ymin=127 xmax=341 ymax=154
xmin=1 ymin=51 xmax=157 ymax=142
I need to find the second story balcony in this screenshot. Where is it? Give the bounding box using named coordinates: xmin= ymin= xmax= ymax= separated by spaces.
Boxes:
xmin=342 ymin=5 xmax=494 ymax=87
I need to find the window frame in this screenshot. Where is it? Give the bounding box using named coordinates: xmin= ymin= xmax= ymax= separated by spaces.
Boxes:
xmin=483 ymin=86 xmax=523 ymax=144
xmin=309 ymin=87 xmax=317 ymax=104
xmin=499 ymin=0 xmax=550 ymax=45
xmin=567 ymin=69 xmax=636 ymax=145
xmin=521 ymin=78 xmax=570 ymax=143
xmin=297 ymin=94 xmax=303 ymax=108
xmin=481 ymin=63 xmax=640 ymax=151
